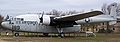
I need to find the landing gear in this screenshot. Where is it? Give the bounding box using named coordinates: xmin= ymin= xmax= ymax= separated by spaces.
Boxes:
xmin=12 ymin=31 xmax=19 ymax=37
xmin=57 ymin=28 xmax=64 ymax=38
xmin=14 ymin=32 xmax=19 ymax=37
xmin=43 ymin=33 xmax=49 ymax=36
xmin=58 ymin=32 xmax=64 ymax=38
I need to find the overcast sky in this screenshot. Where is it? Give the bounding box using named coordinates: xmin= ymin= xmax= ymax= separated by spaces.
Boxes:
xmin=0 ymin=0 xmax=120 ymax=16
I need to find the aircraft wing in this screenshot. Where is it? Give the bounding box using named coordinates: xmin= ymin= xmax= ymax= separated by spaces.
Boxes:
xmin=54 ymin=11 xmax=103 ymax=21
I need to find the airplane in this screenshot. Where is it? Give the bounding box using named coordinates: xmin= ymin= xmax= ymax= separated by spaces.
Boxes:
xmin=0 ymin=11 xmax=103 ymax=37
xmin=1 ymin=2 xmax=119 ymax=38
xmin=0 ymin=10 xmax=117 ymax=38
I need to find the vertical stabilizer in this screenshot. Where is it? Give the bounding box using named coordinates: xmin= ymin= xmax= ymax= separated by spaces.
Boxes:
xmin=102 ymin=3 xmax=118 ymax=25
xmin=108 ymin=3 xmax=118 ymax=25
xmin=107 ymin=3 xmax=117 ymax=18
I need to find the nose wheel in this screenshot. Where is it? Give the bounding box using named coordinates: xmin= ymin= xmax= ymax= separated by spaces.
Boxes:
xmin=12 ymin=31 xmax=19 ymax=37
xmin=14 ymin=33 xmax=19 ymax=37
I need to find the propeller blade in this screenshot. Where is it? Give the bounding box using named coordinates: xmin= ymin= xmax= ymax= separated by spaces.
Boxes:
xmin=40 ymin=11 xmax=44 ymax=23
xmin=4 ymin=15 xmax=9 ymax=21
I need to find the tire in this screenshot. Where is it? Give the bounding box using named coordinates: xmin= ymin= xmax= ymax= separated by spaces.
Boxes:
xmin=43 ymin=33 xmax=49 ymax=36
xmin=14 ymin=33 xmax=19 ymax=37
xmin=58 ymin=33 xmax=64 ymax=38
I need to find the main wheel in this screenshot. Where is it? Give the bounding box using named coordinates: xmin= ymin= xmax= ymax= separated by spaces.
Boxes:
xmin=43 ymin=33 xmax=49 ymax=36
xmin=58 ymin=33 xmax=64 ymax=38
xmin=14 ymin=33 xmax=19 ymax=37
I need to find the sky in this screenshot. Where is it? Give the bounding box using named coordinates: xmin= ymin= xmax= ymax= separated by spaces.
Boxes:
xmin=0 ymin=0 xmax=120 ymax=16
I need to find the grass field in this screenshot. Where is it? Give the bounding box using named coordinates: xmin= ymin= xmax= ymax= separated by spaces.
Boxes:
xmin=0 ymin=33 xmax=120 ymax=42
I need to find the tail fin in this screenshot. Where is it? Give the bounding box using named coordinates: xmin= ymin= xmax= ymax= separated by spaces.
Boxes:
xmin=108 ymin=3 xmax=117 ymax=18
xmin=102 ymin=3 xmax=118 ymax=25
xmin=108 ymin=3 xmax=118 ymax=25
xmin=102 ymin=3 xmax=117 ymax=18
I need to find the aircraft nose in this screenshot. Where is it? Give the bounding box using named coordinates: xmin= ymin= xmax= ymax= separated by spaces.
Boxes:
xmin=1 ymin=22 xmax=10 ymax=28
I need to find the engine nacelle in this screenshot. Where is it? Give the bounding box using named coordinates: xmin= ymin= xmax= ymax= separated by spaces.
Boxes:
xmin=40 ymin=15 xmax=75 ymax=26
xmin=42 ymin=15 xmax=51 ymax=25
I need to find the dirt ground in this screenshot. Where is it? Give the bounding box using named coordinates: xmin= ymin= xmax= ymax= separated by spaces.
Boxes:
xmin=0 ymin=33 xmax=120 ymax=42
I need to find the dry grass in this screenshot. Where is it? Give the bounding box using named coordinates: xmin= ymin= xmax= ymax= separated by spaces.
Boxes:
xmin=0 ymin=33 xmax=120 ymax=42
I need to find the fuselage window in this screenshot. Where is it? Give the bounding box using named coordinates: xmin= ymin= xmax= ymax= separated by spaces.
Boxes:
xmin=11 ymin=23 xmax=14 ymax=24
xmin=17 ymin=18 xmax=21 ymax=21
xmin=22 ymin=21 xmax=26 ymax=24
xmin=16 ymin=21 xmax=21 ymax=24
xmin=16 ymin=21 xmax=19 ymax=24
xmin=12 ymin=18 xmax=24 ymax=21
xmin=21 ymin=18 xmax=24 ymax=21
xmin=18 ymin=21 xmax=21 ymax=24
xmin=33 ymin=24 xmax=35 ymax=25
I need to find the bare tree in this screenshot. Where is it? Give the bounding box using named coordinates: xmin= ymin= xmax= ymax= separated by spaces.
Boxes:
xmin=46 ymin=10 xmax=79 ymax=16
xmin=54 ymin=9 xmax=62 ymax=16
xmin=0 ymin=15 xmax=4 ymax=30
xmin=46 ymin=9 xmax=62 ymax=16
xmin=68 ymin=10 xmax=78 ymax=14
xmin=61 ymin=10 xmax=79 ymax=15
xmin=0 ymin=15 xmax=4 ymax=22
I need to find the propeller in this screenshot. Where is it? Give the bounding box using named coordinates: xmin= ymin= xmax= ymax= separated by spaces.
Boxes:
xmin=4 ymin=15 xmax=12 ymax=24
xmin=39 ymin=12 xmax=44 ymax=23
xmin=4 ymin=15 xmax=9 ymax=21
xmin=0 ymin=15 xmax=10 ymax=29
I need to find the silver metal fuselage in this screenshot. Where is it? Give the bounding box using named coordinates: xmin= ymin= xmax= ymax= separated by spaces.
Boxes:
xmin=1 ymin=21 xmax=80 ymax=33
xmin=1 ymin=14 xmax=116 ymax=33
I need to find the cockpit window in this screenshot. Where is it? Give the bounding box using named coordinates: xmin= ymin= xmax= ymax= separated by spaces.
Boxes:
xmin=9 ymin=21 xmax=14 ymax=24
xmin=12 ymin=18 xmax=24 ymax=21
